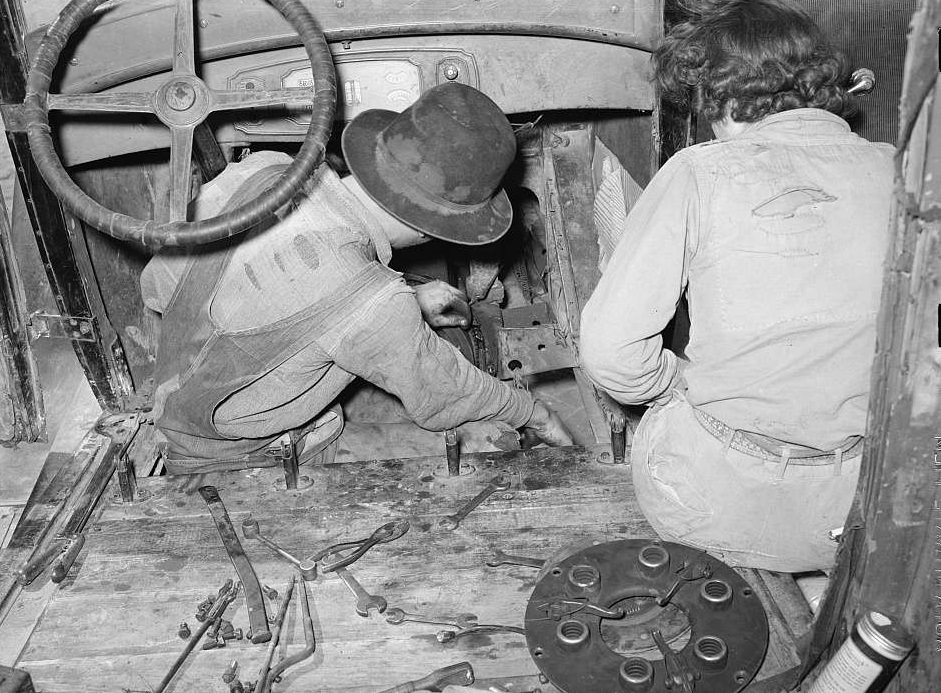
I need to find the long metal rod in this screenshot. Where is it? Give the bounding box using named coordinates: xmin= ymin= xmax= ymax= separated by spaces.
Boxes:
xmin=254 ymin=575 xmax=296 ymax=693
xmin=261 ymin=573 xmax=315 ymax=693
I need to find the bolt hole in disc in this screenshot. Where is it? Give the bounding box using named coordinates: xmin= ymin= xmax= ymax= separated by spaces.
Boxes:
xmin=568 ymin=564 xmax=600 ymax=589
xmin=600 ymin=596 xmax=691 ymax=658
xmin=525 ymin=540 xmax=769 ymax=693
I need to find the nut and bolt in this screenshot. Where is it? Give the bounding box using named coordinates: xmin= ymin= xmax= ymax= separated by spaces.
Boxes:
xmin=177 ymin=622 xmax=191 ymax=639
xmin=220 ymin=620 xmax=243 ymax=641
xmin=436 ymin=630 xmax=457 ymax=643
xmin=222 ymin=660 xmax=239 ymax=683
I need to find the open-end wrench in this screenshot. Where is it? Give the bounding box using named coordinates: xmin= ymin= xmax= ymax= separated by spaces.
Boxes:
xmin=385 ymin=607 xmax=473 ymax=630
xmin=375 ymin=662 xmax=475 ymax=693
xmin=241 ymin=516 xmax=318 ymax=580
xmin=436 ymin=624 xmax=527 ymax=642
xmin=334 ymin=565 xmax=387 ymax=617
xmin=486 ymin=549 xmax=545 ymax=568
xmin=439 ymin=474 xmax=512 ymax=530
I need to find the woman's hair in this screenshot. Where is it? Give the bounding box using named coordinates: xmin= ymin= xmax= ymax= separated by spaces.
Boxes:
xmin=654 ymin=0 xmax=853 ymax=123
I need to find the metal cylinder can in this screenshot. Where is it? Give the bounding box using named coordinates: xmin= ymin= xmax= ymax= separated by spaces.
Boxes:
xmin=807 ymin=610 xmax=913 ymax=693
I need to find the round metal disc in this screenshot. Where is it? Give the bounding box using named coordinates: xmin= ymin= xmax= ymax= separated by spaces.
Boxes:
xmin=524 ymin=540 xmax=768 ymax=693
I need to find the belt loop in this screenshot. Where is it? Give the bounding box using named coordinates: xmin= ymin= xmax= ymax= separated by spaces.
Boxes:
xmin=775 ymin=447 xmax=791 ymax=480
xmin=833 ymin=447 xmax=843 ymax=476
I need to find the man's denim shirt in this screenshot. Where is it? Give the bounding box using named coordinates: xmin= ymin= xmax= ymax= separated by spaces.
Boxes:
xmin=581 ymin=109 xmax=894 ymax=449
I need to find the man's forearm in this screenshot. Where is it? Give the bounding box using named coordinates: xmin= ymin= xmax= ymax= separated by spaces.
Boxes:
xmin=331 ymin=286 xmax=536 ymax=430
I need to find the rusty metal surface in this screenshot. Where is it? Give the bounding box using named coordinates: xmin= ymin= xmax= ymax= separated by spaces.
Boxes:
xmin=496 ymin=325 xmax=576 ymax=379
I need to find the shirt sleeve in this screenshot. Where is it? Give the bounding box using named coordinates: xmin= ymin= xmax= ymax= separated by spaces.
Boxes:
xmin=326 ymin=278 xmax=536 ymax=430
xmin=580 ymin=150 xmax=700 ymax=406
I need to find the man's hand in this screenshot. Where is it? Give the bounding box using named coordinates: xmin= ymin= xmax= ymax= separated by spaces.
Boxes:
xmin=415 ymin=280 xmax=472 ymax=329
xmin=522 ymin=400 xmax=574 ymax=447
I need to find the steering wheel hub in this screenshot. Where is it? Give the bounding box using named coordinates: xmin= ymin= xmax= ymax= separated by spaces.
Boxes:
xmin=155 ymin=75 xmax=210 ymax=126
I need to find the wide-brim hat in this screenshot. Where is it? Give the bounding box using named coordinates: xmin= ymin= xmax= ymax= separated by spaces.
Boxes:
xmin=341 ymin=82 xmax=515 ymax=246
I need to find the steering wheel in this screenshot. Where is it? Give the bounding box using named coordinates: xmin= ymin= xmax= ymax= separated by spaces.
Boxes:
xmin=23 ymin=0 xmax=337 ymax=248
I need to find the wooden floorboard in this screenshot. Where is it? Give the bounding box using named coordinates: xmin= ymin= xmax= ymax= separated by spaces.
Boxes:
xmin=8 ymin=445 xmax=807 ymax=692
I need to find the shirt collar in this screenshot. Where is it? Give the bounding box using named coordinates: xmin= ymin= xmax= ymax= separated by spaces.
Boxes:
xmin=728 ymin=108 xmax=852 ymax=143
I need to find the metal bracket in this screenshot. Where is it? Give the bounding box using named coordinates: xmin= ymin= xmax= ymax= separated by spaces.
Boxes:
xmin=496 ymin=324 xmax=577 ymax=379
xmin=27 ymin=311 xmax=97 ymax=342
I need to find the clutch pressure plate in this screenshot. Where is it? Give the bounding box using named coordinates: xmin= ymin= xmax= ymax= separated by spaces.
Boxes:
xmin=524 ymin=540 xmax=769 ymax=692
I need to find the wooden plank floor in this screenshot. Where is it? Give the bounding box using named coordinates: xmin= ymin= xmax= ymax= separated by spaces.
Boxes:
xmin=8 ymin=445 xmax=810 ymax=692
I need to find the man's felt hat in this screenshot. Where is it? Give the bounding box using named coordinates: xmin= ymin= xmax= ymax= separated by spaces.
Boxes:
xmin=341 ymin=82 xmax=515 ymax=245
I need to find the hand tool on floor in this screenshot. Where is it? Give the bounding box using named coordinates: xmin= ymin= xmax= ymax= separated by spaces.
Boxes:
xmin=155 ymin=579 xmax=239 ymax=693
xmin=241 ymin=517 xmax=318 ymax=580
xmin=248 ymin=575 xmax=294 ymax=693
xmin=258 ymin=573 xmax=316 ymax=693
xmin=334 ymin=565 xmax=387 ymax=616
xmin=375 ymin=662 xmax=475 ymax=693
xmin=241 ymin=517 xmax=409 ymax=579
xmin=248 ymin=574 xmax=308 ymax=693
xmin=486 ymin=549 xmax=545 ymax=568
xmin=439 ymin=473 xmax=512 ymax=530
xmin=200 ymin=486 xmax=271 ymax=643
xmin=312 ymin=519 xmax=410 ymax=572
xmin=436 ymin=624 xmax=527 ymax=642
xmin=385 ymin=606 xmax=474 ymax=629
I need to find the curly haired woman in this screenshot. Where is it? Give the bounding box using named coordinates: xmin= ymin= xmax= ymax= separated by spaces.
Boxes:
xmin=581 ymin=0 xmax=894 ymax=571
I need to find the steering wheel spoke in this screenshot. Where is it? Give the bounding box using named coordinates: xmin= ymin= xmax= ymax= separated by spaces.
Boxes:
xmin=46 ymin=91 xmax=155 ymax=114
xmin=210 ymin=87 xmax=315 ymax=112
xmin=168 ymin=126 xmax=195 ymax=223
xmin=25 ymin=0 xmax=336 ymax=247
xmin=172 ymin=0 xmax=196 ymax=76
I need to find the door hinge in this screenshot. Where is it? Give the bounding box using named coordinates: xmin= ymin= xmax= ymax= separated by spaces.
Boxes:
xmin=27 ymin=312 xmax=98 ymax=342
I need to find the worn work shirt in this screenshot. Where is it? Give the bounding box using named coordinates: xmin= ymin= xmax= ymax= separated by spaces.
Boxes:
xmin=142 ymin=151 xmax=534 ymax=454
xmin=581 ymin=109 xmax=894 ymax=449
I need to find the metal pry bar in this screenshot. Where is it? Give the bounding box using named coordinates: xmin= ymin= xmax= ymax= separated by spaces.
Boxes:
xmin=199 ymin=486 xmax=271 ymax=643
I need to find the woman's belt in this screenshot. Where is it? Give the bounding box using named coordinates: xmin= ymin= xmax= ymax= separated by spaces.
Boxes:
xmin=693 ymin=407 xmax=864 ymax=466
